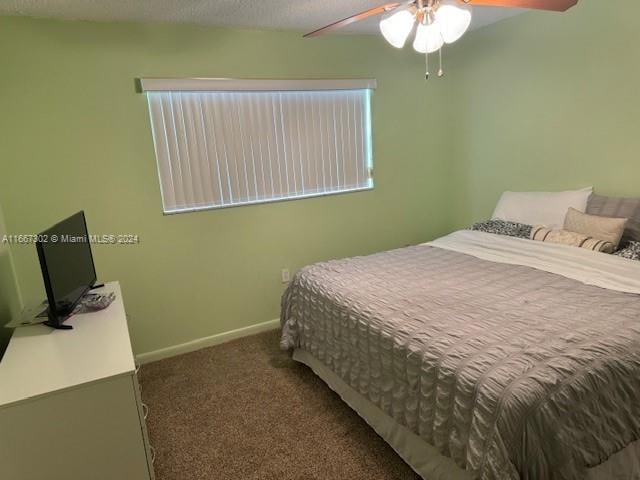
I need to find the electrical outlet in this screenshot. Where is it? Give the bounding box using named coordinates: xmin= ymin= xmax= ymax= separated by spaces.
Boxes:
xmin=281 ymin=268 xmax=290 ymax=284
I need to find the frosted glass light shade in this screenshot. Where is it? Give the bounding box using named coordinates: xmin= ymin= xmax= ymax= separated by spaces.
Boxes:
xmin=379 ymin=10 xmax=415 ymax=48
xmin=412 ymin=21 xmax=444 ymax=54
xmin=434 ymin=1 xmax=472 ymax=44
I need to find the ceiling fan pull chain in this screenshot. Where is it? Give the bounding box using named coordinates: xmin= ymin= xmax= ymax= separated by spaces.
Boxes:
xmin=438 ymin=47 xmax=444 ymax=78
xmin=425 ymin=50 xmax=430 ymax=80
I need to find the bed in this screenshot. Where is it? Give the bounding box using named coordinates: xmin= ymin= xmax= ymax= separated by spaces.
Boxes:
xmin=280 ymin=229 xmax=640 ymax=480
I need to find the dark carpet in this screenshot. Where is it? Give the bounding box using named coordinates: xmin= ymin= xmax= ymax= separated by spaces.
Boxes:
xmin=140 ymin=329 xmax=420 ymax=480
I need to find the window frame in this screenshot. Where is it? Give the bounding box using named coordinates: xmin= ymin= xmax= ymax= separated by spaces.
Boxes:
xmin=141 ymin=78 xmax=376 ymax=214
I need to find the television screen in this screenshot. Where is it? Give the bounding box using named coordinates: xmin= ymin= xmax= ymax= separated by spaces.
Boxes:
xmin=36 ymin=211 xmax=96 ymax=327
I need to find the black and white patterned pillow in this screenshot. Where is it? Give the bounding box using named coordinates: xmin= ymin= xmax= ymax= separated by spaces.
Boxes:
xmin=614 ymin=241 xmax=640 ymax=261
xmin=470 ymin=220 xmax=533 ymax=239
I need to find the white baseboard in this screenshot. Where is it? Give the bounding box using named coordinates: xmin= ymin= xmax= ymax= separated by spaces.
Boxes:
xmin=136 ymin=318 xmax=280 ymax=364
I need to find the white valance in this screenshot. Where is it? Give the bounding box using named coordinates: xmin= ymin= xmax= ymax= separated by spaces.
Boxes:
xmin=140 ymin=78 xmax=377 ymax=92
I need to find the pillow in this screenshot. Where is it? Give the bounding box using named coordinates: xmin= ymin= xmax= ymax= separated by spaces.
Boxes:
xmin=531 ymin=226 xmax=615 ymax=253
xmin=492 ymin=187 xmax=592 ymax=228
xmin=614 ymin=241 xmax=640 ymax=261
xmin=586 ymin=194 xmax=640 ymax=243
xmin=471 ymin=219 xmax=532 ymax=239
xmin=563 ymin=207 xmax=628 ymax=250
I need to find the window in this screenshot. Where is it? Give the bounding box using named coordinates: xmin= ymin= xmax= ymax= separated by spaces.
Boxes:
xmin=142 ymin=78 xmax=375 ymax=214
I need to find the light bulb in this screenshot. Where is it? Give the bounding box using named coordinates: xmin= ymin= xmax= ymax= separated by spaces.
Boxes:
xmin=413 ymin=20 xmax=444 ymax=54
xmin=379 ymin=10 xmax=415 ymax=49
xmin=434 ymin=0 xmax=472 ymax=44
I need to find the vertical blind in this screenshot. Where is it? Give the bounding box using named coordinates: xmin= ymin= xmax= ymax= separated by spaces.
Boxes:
xmin=144 ymin=81 xmax=374 ymax=213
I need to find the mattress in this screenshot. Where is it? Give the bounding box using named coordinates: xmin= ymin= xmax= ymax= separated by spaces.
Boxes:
xmin=280 ymin=230 xmax=640 ymax=480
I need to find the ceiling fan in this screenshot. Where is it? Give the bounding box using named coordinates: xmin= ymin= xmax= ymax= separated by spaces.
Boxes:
xmin=304 ymin=0 xmax=579 ymax=79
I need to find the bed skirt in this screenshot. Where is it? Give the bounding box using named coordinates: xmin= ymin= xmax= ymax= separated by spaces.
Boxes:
xmin=293 ymin=348 xmax=472 ymax=480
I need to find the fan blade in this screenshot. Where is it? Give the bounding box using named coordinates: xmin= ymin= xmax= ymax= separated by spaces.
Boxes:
xmin=304 ymin=3 xmax=402 ymax=37
xmin=460 ymin=0 xmax=578 ymax=11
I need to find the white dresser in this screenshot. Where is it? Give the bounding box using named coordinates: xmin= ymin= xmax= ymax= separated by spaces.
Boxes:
xmin=0 ymin=282 xmax=155 ymax=480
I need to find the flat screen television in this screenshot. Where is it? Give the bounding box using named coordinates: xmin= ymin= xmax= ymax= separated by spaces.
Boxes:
xmin=36 ymin=211 xmax=97 ymax=329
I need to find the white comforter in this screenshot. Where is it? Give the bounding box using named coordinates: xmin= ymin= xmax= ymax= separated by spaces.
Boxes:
xmin=428 ymin=230 xmax=640 ymax=295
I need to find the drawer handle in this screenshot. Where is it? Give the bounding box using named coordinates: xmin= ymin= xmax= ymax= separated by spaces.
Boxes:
xmin=142 ymin=403 xmax=149 ymax=420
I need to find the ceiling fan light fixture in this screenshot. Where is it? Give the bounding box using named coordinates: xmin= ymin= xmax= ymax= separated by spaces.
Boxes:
xmin=434 ymin=1 xmax=472 ymax=44
xmin=412 ymin=20 xmax=444 ymax=54
xmin=304 ymin=0 xmax=580 ymax=80
xmin=379 ymin=9 xmax=415 ymax=49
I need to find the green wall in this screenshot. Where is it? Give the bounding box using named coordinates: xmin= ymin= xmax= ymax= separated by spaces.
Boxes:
xmin=446 ymin=0 xmax=640 ymax=227
xmin=0 ymin=203 xmax=22 ymax=345
xmin=0 ymin=17 xmax=452 ymax=355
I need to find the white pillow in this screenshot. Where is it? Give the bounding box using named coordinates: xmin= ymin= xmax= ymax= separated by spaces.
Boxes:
xmin=492 ymin=187 xmax=592 ymax=228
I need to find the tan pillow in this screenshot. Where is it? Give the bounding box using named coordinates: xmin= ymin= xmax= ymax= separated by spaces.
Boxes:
xmin=531 ymin=226 xmax=615 ymax=253
xmin=564 ymin=207 xmax=628 ymax=249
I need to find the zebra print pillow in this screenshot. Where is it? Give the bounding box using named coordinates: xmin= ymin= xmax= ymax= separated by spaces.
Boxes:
xmin=471 ymin=220 xmax=533 ymax=239
xmin=614 ymin=241 xmax=640 ymax=261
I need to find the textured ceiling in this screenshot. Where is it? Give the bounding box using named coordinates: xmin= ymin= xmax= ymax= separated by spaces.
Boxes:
xmin=0 ymin=0 xmax=524 ymax=34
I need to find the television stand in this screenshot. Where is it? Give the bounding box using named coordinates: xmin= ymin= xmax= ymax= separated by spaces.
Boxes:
xmin=43 ymin=319 xmax=73 ymax=330
xmin=0 ymin=282 xmax=155 ymax=480
xmin=43 ymin=309 xmax=74 ymax=330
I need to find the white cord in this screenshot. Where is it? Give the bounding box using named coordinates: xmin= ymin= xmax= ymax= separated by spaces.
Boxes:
xmin=425 ymin=51 xmax=430 ymax=80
